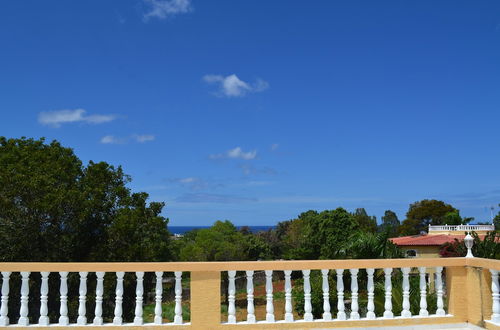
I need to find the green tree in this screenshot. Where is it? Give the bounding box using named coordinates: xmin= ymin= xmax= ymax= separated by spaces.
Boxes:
xmin=398 ymin=199 xmax=458 ymax=236
xmin=352 ymin=208 xmax=377 ymax=233
xmin=493 ymin=204 xmax=500 ymax=230
xmin=378 ymin=210 xmax=400 ymax=237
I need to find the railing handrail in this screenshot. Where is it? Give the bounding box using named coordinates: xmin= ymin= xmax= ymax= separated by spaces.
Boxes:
xmin=429 ymin=224 xmax=495 ymax=231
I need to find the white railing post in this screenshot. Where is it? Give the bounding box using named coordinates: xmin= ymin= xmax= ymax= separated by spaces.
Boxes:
xmin=401 ymin=267 xmax=411 ymax=317
xmin=336 ymin=269 xmax=346 ymax=320
xmin=321 ymin=269 xmax=331 ymax=321
xmin=435 ymin=267 xmax=445 ymax=316
xmin=265 ymin=270 xmax=275 ymax=322
xmin=350 ymin=268 xmax=360 ymax=320
xmin=154 ymin=271 xmax=163 ymax=325
xmin=246 ymin=270 xmax=256 ymax=323
xmin=303 ymin=269 xmax=313 ymax=321
xmin=113 ymin=272 xmax=125 ymax=325
xmin=227 ymin=270 xmax=236 ymax=324
xmin=418 ymin=267 xmax=429 ymax=316
xmin=0 ymin=272 xmax=11 ymax=326
xmin=18 ymin=271 xmax=30 ymax=326
xmin=59 ymin=272 xmax=69 ymax=325
xmin=94 ymin=272 xmax=105 ymax=325
xmin=491 ymin=269 xmax=500 ymax=323
xmin=134 ymin=271 xmax=144 ymax=325
xmin=284 ymin=270 xmax=294 ymax=322
xmin=366 ymin=268 xmax=375 ymax=319
xmin=174 ymin=271 xmax=183 ymax=324
xmin=383 ymin=268 xmax=393 ymax=318
xmin=77 ymin=271 xmax=88 ymax=325
xmin=39 ymin=272 xmax=50 ymax=326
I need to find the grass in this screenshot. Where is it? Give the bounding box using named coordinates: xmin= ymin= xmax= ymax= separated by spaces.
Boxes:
xmin=143 ymin=301 xmax=191 ymax=323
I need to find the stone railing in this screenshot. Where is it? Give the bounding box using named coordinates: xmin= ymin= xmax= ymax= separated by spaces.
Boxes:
xmin=428 ymin=224 xmax=495 ymax=232
xmin=0 ymin=258 xmax=499 ymax=329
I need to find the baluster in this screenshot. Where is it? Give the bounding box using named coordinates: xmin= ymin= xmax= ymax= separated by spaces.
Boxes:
xmin=336 ymin=269 xmax=346 ymax=320
xmin=350 ymin=269 xmax=359 ymax=320
xmin=94 ymin=272 xmax=105 ymax=325
xmin=321 ymin=269 xmax=331 ymax=321
xmin=419 ymin=267 xmax=428 ymax=316
xmin=77 ymin=271 xmax=88 ymax=325
xmin=303 ymin=269 xmax=313 ymax=321
xmin=154 ymin=271 xmax=163 ymax=325
xmin=401 ymin=267 xmax=411 ymax=317
xmin=366 ymin=268 xmax=375 ymax=319
xmin=284 ymin=270 xmax=293 ymax=322
xmin=435 ymin=267 xmax=445 ymax=316
xmin=134 ymin=271 xmax=144 ymax=325
xmin=59 ymin=272 xmax=69 ymax=325
xmin=246 ymin=270 xmax=256 ymax=323
xmin=383 ymin=268 xmax=393 ymax=318
xmin=113 ymin=272 xmax=125 ymax=325
xmin=491 ymin=269 xmax=500 ymax=323
xmin=18 ymin=271 xmax=30 ymax=326
xmin=39 ymin=272 xmax=50 ymax=325
xmin=0 ymin=272 xmax=11 ymax=326
xmin=174 ymin=271 xmax=183 ymax=324
xmin=228 ymin=271 xmax=237 ymax=324
xmin=265 ymin=270 xmax=275 ymax=322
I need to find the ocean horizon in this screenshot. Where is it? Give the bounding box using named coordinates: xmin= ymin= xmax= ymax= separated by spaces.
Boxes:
xmin=169 ymin=225 xmax=276 ymax=235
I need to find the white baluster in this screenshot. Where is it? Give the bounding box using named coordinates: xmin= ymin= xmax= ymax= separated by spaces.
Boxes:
xmin=435 ymin=267 xmax=445 ymax=316
xmin=93 ymin=272 xmax=105 ymax=325
xmin=284 ymin=270 xmax=293 ymax=322
xmin=77 ymin=271 xmax=88 ymax=325
xmin=134 ymin=271 xmax=144 ymax=325
xmin=0 ymin=272 xmax=11 ymax=326
xmin=265 ymin=270 xmax=275 ymax=322
xmin=154 ymin=271 xmax=163 ymax=325
xmin=113 ymin=272 xmax=125 ymax=325
xmin=383 ymin=268 xmax=393 ymax=318
xmin=401 ymin=267 xmax=411 ymax=317
xmin=491 ymin=269 xmax=500 ymax=323
xmin=174 ymin=271 xmax=183 ymax=324
xmin=366 ymin=268 xmax=375 ymax=320
xmin=321 ymin=269 xmax=331 ymax=321
xmin=303 ymin=269 xmax=313 ymax=321
xmin=350 ymin=269 xmax=359 ymax=320
xmin=58 ymin=272 xmax=69 ymax=325
xmin=228 ymin=271 xmax=236 ymax=324
xmin=18 ymin=271 xmax=30 ymax=326
xmin=39 ymin=272 xmax=50 ymax=325
xmin=336 ymin=269 xmax=346 ymax=320
xmin=419 ymin=267 xmax=428 ymax=316
xmin=246 ymin=270 xmax=256 ymax=323
xmin=94 ymin=272 xmax=105 ymax=325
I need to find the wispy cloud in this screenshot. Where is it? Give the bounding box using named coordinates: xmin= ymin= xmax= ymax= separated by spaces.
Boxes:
xmin=168 ymin=177 xmax=224 ymax=191
xmin=38 ymin=109 xmax=116 ymax=128
xmin=239 ymin=164 xmax=277 ymax=176
xmin=143 ymin=0 xmax=192 ymax=21
xmin=203 ymin=74 xmax=269 ymax=97
xmin=100 ymin=134 xmax=156 ymax=144
xmin=175 ymin=193 xmax=257 ymax=204
xmin=210 ymin=147 xmax=257 ymax=160
xmin=271 ymin=143 xmax=279 ymax=151
xmin=134 ymin=134 xmax=155 ymax=143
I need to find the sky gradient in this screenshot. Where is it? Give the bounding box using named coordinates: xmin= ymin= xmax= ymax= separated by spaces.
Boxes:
xmin=1 ymin=0 xmax=500 ymax=225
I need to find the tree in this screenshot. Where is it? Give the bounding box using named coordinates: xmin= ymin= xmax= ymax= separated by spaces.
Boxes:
xmin=493 ymin=204 xmax=500 ymax=230
xmin=378 ymin=210 xmax=400 ymax=237
xmin=352 ymin=208 xmax=377 ymax=233
xmin=398 ymin=199 xmax=458 ymax=236
xmin=439 ymin=231 xmax=500 ymax=259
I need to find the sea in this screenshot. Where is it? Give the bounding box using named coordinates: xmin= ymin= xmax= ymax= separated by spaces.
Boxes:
xmin=169 ymin=225 xmax=275 ymax=235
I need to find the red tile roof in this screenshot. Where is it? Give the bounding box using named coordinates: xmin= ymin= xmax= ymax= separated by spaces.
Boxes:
xmin=390 ymin=234 xmax=467 ymax=246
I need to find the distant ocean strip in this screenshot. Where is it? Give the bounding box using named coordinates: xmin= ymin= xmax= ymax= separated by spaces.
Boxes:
xmin=169 ymin=226 xmax=275 ymax=235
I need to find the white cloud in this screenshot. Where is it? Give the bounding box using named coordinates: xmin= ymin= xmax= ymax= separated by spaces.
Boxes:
xmin=143 ymin=0 xmax=192 ymax=20
xmin=100 ymin=135 xmax=124 ymax=144
xmin=203 ymin=74 xmax=269 ymax=97
xmin=38 ymin=109 xmax=116 ymax=127
xmin=210 ymin=147 xmax=257 ymax=160
xmin=134 ymin=134 xmax=155 ymax=143
xmin=271 ymin=143 xmax=279 ymax=151
xmin=100 ymin=134 xmax=155 ymax=144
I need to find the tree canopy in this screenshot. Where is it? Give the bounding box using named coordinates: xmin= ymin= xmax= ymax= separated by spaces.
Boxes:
xmin=398 ymin=199 xmax=459 ymax=236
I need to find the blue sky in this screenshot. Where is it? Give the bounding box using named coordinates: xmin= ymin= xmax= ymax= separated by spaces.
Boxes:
xmin=1 ymin=0 xmax=500 ymax=225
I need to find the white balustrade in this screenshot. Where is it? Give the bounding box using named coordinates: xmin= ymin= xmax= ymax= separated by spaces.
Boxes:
xmin=284 ymin=270 xmax=293 ymax=322
xmin=0 ymin=272 xmax=10 ymax=326
xmin=436 ymin=267 xmax=445 ymax=316
xmin=265 ymin=270 xmax=274 ymax=322
xmin=94 ymin=272 xmax=105 ymax=325
xmin=321 ymin=269 xmax=331 ymax=321
xmin=174 ymin=271 xmax=183 ymax=324
xmin=134 ymin=271 xmax=144 ymax=325
xmin=227 ymin=270 xmax=236 ymax=324
xmin=18 ymin=271 xmax=30 ymax=326
xmin=246 ymin=270 xmax=256 ymax=323
xmin=491 ymin=269 xmax=500 ymax=323
xmin=113 ymin=271 xmax=125 ymax=325
xmin=401 ymin=267 xmax=411 ymax=317
xmin=77 ymin=271 xmax=88 ymax=325
xmin=366 ymin=268 xmax=375 ymax=320
xmin=59 ymin=272 xmax=69 ymax=325
xmin=154 ymin=271 xmax=163 ymax=325
xmin=419 ymin=267 xmax=428 ymax=316
xmin=349 ymin=268 xmax=359 ymax=320
xmin=383 ymin=268 xmax=393 ymax=318
xmin=302 ymin=269 xmax=313 ymax=321
xmin=38 ymin=272 xmax=50 ymax=326
xmin=336 ymin=269 xmax=346 ymax=320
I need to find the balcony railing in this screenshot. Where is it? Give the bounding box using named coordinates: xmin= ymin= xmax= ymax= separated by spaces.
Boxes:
xmin=0 ymin=258 xmax=499 ymax=329
xmin=428 ymin=224 xmax=495 ymax=232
